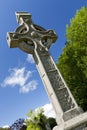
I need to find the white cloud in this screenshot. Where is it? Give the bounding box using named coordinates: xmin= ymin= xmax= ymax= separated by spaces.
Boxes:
xmin=36 ymin=103 xmax=56 ymax=118
xmin=19 ymin=80 xmax=38 ymax=93
xmin=1 ymin=67 xmax=38 ymax=93
xmin=26 ymin=54 xmax=34 ymax=64
xmin=2 ymin=125 xmax=9 ymax=128
xmin=42 ymin=103 xmax=56 ymax=118
xmin=1 ymin=67 xmax=31 ymax=87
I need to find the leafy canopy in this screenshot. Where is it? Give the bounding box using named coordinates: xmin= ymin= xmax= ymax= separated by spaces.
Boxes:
xmin=66 ymin=7 xmax=87 ymax=44
xmin=26 ymin=108 xmax=57 ymax=130
xmin=26 ymin=108 xmax=48 ymax=130
xmin=57 ymin=7 xmax=87 ymax=111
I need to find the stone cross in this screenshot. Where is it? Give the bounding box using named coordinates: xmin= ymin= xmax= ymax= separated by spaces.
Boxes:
xmin=7 ymin=12 xmax=87 ymax=130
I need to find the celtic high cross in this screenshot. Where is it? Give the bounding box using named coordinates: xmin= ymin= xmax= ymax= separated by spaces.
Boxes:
xmin=7 ymin=12 xmax=87 ymax=130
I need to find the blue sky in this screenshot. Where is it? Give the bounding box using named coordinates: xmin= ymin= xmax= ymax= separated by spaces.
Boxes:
xmin=0 ymin=0 xmax=86 ymax=127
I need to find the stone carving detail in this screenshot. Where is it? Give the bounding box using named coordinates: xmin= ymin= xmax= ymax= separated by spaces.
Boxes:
xmin=39 ymin=53 xmax=76 ymax=112
xmin=56 ymin=88 xmax=75 ymax=112
xmin=48 ymin=71 xmax=63 ymax=89
xmin=40 ymin=55 xmax=55 ymax=71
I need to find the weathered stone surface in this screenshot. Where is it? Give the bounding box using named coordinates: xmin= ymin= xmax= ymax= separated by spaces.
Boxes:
xmin=7 ymin=12 xmax=87 ymax=130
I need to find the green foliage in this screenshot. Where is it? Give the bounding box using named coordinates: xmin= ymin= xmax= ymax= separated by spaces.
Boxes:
xmin=57 ymin=7 xmax=87 ymax=111
xmin=0 ymin=128 xmax=9 ymax=130
xmin=47 ymin=117 xmax=57 ymax=130
xmin=26 ymin=108 xmax=47 ymax=130
xmin=26 ymin=108 xmax=57 ymax=130
xmin=66 ymin=7 xmax=87 ymax=44
xmin=26 ymin=121 xmax=40 ymax=130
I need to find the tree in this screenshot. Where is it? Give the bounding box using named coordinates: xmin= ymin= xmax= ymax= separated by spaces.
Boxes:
xmin=47 ymin=117 xmax=57 ymax=130
xmin=26 ymin=121 xmax=40 ymax=130
xmin=26 ymin=108 xmax=48 ymax=130
xmin=66 ymin=7 xmax=87 ymax=44
xmin=0 ymin=128 xmax=9 ymax=130
xmin=57 ymin=7 xmax=87 ymax=111
xmin=26 ymin=108 xmax=57 ymax=130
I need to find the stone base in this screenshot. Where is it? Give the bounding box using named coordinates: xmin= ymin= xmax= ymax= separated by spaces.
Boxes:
xmin=53 ymin=112 xmax=87 ymax=130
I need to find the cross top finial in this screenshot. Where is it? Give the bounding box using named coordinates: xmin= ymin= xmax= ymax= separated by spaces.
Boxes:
xmin=7 ymin=12 xmax=58 ymax=54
